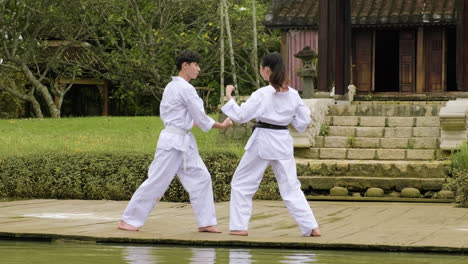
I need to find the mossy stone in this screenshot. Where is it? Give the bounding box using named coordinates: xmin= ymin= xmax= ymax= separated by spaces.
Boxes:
xmin=330 ymin=186 xmax=349 ymax=196
xmin=401 ymin=188 xmax=421 ymax=198
xmin=365 ymin=188 xmax=384 ymax=197
xmin=436 ymin=190 xmax=455 ymax=199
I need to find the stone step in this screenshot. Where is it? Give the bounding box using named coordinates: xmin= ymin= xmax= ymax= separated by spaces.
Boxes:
xmin=326 ymin=126 xmax=440 ymax=138
xmin=325 ymin=116 xmax=440 ymax=127
xmin=295 ymin=159 xmax=450 ymax=178
xmin=302 ymin=148 xmax=447 ymax=160
xmin=298 ymin=176 xmax=445 ymax=192
xmin=328 ymin=104 xmax=443 ymax=117
xmin=316 ymin=136 xmax=438 ymax=149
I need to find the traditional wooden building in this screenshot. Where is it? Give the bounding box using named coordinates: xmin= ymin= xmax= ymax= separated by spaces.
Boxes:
xmin=265 ymin=0 xmax=468 ymax=95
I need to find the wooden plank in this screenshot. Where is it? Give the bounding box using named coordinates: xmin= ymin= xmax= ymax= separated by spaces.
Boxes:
xmin=352 ymin=30 xmax=373 ymax=92
xmin=281 ymin=31 xmax=288 ymax=66
xmin=399 ymin=30 xmax=416 ymax=92
xmin=424 ymin=29 xmax=444 ymax=92
xmin=416 ymin=27 xmax=425 ymax=93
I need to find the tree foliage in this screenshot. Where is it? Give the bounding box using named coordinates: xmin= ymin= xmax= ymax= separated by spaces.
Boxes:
xmin=0 ymin=0 xmax=279 ymax=117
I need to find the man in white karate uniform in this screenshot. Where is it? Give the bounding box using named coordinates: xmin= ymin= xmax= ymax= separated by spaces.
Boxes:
xmin=118 ymin=50 xmax=232 ymax=232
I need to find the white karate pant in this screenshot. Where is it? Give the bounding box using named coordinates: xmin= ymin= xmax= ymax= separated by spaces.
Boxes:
xmin=230 ymin=145 xmax=319 ymax=236
xmin=122 ymin=147 xmax=217 ymax=228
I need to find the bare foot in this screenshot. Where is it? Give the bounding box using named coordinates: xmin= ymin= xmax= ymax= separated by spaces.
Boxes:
xmin=117 ymin=220 xmax=139 ymax=231
xmin=198 ymin=226 xmax=222 ymax=233
xmin=229 ymin=230 xmax=248 ymax=236
xmin=310 ymin=228 xmax=321 ymax=237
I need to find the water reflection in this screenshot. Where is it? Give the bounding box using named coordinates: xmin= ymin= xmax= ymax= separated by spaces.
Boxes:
xmin=190 ymin=248 xmax=216 ymax=264
xmin=124 ymin=246 xmax=158 ymax=264
xmin=229 ymin=249 xmax=253 ymax=264
xmin=123 ymin=246 xmax=319 ymax=264
xmin=279 ymin=252 xmax=317 ymax=263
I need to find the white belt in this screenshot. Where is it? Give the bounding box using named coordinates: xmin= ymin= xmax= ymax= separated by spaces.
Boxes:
xmin=165 ymin=126 xmax=190 ymax=172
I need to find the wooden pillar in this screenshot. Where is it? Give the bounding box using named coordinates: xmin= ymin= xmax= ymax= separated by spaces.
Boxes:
xmin=335 ymin=0 xmax=351 ymax=96
xmin=416 ymin=27 xmax=425 ymax=93
xmin=280 ymin=31 xmax=288 ymax=68
xmin=318 ymin=0 xmax=351 ymax=95
xmin=464 ymin=0 xmax=468 ymax=91
xmin=318 ymin=0 xmax=331 ymax=93
xmin=457 ymin=0 xmax=464 ymax=91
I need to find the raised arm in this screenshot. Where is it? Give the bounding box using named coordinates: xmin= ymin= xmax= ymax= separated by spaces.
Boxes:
xmin=221 ymin=85 xmax=262 ymax=124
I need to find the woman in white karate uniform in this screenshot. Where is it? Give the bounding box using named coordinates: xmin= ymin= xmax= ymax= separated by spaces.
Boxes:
xmin=222 ymin=52 xmax=320 ymax=237
xmin=118 ymin=50 xmax=232 ymax=233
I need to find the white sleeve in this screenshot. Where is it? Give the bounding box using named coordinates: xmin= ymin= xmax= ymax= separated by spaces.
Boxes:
xmin=221 ymin=91 xmax=262 ymax=124
xmin=182 ymin=86 xmax=215 ymax=132
xmin=291 ymin=97 xmax=311 ymax=133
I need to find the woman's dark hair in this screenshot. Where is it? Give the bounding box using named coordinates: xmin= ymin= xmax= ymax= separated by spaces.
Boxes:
xmin=175 ymin=50 xmax=201 ymax=71
xmin=261 ymin=52 xmax=288 ymax=91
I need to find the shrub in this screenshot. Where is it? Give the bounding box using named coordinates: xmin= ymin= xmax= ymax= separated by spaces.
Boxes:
xmin=0 ymin=151 xmax=280 ymax=202
xmin=446 ymin=142 xmax=468 ymax=208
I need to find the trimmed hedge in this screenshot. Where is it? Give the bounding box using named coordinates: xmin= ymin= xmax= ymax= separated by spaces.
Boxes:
xmin=0 ymin=152 xmax=280 ymax=202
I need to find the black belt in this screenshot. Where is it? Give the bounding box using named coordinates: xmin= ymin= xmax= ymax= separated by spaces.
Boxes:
xmin=253 ymin=121 xmax=288 ymax=132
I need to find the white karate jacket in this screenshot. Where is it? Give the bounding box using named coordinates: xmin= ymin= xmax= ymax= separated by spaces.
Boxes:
xmin=157 ymin=76 xmax=215 ymax=151
xmin=222 ymin=85 xmax=311 ymax=160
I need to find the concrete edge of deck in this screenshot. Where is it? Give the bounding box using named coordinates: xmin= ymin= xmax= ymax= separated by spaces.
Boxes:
xmin=1 ymin=232 xmax=466 ymax=254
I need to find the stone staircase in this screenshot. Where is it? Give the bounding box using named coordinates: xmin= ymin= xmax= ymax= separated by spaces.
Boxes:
xmin=296 ymin=101 xmax=452 ymax=198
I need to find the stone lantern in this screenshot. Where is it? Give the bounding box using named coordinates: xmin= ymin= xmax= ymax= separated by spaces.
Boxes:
xmin=294 ymin=46 xmax=317 ymax=99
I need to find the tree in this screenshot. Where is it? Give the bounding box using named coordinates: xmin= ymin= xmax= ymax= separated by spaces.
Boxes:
xmin=0 ymin=0 xmax=91 ymax=118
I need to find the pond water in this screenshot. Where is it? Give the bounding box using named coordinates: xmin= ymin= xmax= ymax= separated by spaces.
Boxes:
xmin=0 ymin=240 xmax=466 ymax=264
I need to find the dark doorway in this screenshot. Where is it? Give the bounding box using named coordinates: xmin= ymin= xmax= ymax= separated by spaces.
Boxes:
xmin=446 ymin=27 xmax=457 ymax=91
xmin=375 ymin=30 xmax=399 ymax=92
xmin=61 ymin=85 xmax=102 ymax=117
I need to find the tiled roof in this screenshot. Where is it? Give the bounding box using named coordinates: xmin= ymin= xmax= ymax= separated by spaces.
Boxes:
xmin=265 ymin=0 xmax=459 ymax=29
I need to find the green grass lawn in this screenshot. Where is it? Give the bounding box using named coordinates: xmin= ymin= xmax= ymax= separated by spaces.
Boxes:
xmin=0 ymin=116 xmax=246 ymax=157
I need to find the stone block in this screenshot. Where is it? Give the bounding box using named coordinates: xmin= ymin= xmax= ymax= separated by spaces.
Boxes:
xmin=406 ymin=149 xmax=435 ymax=160
xmin=324 ymin=137 xmax=348 ymax=148
xmin=384 ymin=127 xmax=412 ymax=138
xmin=413 ymin=127 xmax=440 ymax=137
xmin=294 ymin=148 xmax=319 ymax=159
xmin=409 ymin=138 xmax=437 ymax=149
xmin=329 ymin=126 xmax=356 ymax=137
xmin=380 ymin=138 xmax=409 ymax=149
xmin=387 ymin=117 xmax=414 ymax=127
xmin=333 ymin=116 xmax=359 ymax=126
xmin=365 ymin=188 xmax=384 ymax=197
xmin=376 ymin=149 xmax=406 ymax=160
xmin=314 ymin=136 xmax=325 ymax=147
xmin=324 ymin=116 xmax=333 ymax=125
xmin=416 ymin=117 xmax=440 ymax=127
xmin=347 ymin=149 xmax=376 ymax=160
xmin=359 ymin=116 xmax=386 ymax=127
xmin=356 ymin=127 xmax=383 ymax=137
xmin=319 ymin=148 xmax=346 ymax=159
xmin=353 ymin=138 xmax=380 ymax=148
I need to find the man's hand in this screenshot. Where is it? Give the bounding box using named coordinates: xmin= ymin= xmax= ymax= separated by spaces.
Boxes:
xmin=225 ymin=85 xmax=235 ymax=100
xmin=222 ymin=118 xmax=233 ymax=129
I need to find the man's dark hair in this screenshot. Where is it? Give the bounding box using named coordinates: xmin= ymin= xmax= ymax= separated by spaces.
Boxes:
xmin=175 ymin=50 xmax=201 ymax=71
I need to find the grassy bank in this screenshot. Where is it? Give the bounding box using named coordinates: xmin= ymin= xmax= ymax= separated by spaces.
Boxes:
xmin=0 ymin=116 xmax=246 ymax=157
